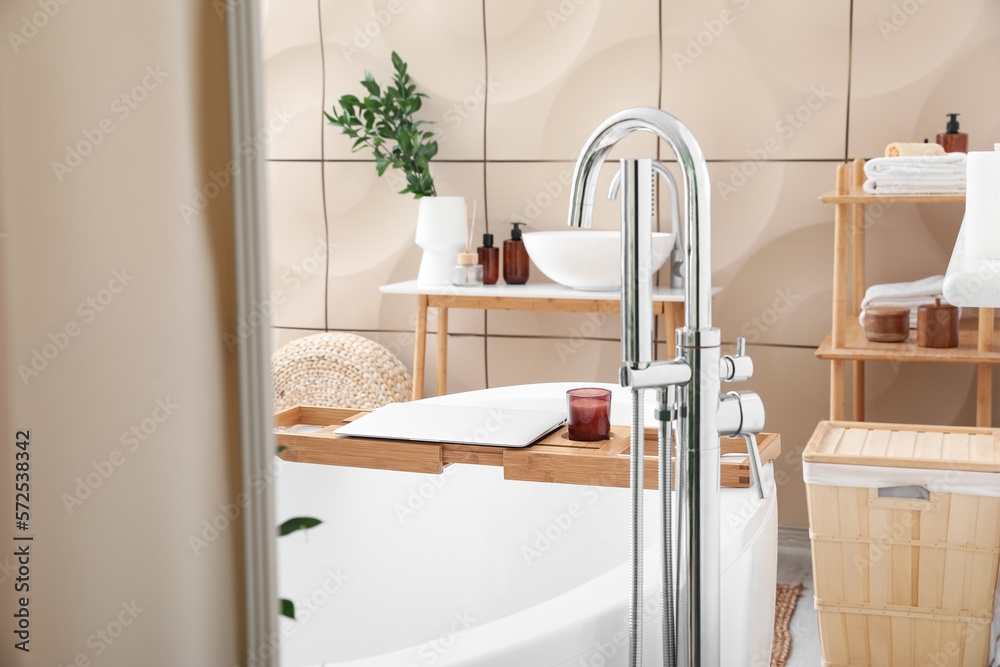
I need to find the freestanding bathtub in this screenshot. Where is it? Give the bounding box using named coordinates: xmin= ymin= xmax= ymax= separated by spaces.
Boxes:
xmin=276 ymin=383 xmax=777 ymax=667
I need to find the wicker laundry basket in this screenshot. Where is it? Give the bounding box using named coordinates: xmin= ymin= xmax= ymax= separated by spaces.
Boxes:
xmin=272 ymin=332 xmax=412 ymax=411
xmin=803 ymin=421 xmax=1000 ymax=667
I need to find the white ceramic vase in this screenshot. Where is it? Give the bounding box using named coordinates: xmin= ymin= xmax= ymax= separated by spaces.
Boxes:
xmin=415 ymin=196 xmax=467 ymax=286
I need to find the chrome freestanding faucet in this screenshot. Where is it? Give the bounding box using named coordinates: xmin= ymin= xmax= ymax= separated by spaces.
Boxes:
xmin=567 ymin=108 xmax=767 ymax=667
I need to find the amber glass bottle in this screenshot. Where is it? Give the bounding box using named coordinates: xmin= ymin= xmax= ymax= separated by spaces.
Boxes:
xmin=503 ymin=222 xmax=529 ymax=285
xmin=477 ymin=233 xmax=499 ymax=285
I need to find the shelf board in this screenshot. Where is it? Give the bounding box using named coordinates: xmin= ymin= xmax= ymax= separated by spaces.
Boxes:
xmin=816 ymin=320 xmax=1000 ymax=364
xmin=819 ymin=188 xmax=965 ymax=204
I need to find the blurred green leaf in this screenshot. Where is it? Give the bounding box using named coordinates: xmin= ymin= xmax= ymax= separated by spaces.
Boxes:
xmin=279 ymin=517 xmax=322 ymax=537
xmin=280 ymin=598 xmax=295 ymax=619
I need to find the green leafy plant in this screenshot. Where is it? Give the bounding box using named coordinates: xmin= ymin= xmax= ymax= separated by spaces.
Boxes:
xmin=325 ymin=51 xmax=438 ymax=198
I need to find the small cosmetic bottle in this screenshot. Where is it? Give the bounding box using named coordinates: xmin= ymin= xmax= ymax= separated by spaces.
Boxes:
xmin=503 ymin=222 xmax=529 ymax=285
xmin=477 ymin=233 xmax=499 ymax=285
xmin=452 ymin=253 xmax=483 ymax=286
xmin=936 ymin=113 xmax=968 ymax=153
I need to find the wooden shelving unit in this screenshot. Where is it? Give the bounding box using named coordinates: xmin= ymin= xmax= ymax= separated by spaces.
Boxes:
xmin=816 ymin=158 xmax=996 ymax=426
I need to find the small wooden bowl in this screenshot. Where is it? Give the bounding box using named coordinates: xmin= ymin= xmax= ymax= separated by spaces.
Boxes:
xmin=864 ymin=307 xmax=910 ymax=343
xmin=917 ymin=298 xmax=959 ymax=348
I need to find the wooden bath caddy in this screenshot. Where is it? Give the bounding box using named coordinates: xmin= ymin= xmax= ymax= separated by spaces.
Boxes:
xmin=274 ymin=405 xmax=781 ymax=490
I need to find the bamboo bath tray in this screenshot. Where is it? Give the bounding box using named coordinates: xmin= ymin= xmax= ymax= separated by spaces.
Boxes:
xmin=275 ymin=405 xmax=781 ymax=490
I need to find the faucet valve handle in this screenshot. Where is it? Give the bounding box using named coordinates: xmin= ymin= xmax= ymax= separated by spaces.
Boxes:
xmin=721 ymin=338 xmax=753 ymax=382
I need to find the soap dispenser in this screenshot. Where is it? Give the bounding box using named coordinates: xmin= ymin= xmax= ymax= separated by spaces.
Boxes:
xmin=936 ymin=113 xmax=968 ymax=153
xmin=503 ymin=222 xmax=529 ymax=285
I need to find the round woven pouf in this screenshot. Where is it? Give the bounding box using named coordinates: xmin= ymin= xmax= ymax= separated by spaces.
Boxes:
xmin=272 ymin=332 xmax=413 ymax=411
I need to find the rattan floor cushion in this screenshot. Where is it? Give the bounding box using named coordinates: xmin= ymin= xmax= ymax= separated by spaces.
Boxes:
xmin=272 ymin=332 xmax=413 ymax=411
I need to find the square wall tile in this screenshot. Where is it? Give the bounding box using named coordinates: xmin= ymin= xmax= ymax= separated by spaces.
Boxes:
xmin=705 ymin=161 xmax=838 ymax=347
xmin=849 ymin=0 xmax=1000 ymax=157
xmin=320 ymin=0 xmax=486 ymax=160
xmin=487 ymin=336 xmax=621 ymax=388
xmin=486 ymin=0 xmax=659 ymax=160
xmin=325 ymin=161 xmax=486 ymax=334
xmin=661 ymin=0 xmax=850 ymax=160
xmin=263 ymin=1 xmax=324 ymax=160
xmin=267 ymin=162 xmax=327 ymax=329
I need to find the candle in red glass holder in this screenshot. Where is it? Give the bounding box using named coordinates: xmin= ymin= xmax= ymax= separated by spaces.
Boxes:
xmin=566 ymin=388 xmax=611 ymax=441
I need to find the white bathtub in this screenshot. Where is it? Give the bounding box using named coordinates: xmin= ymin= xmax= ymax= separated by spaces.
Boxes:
xmin=276 ymin=383 xmax=777 ymax=667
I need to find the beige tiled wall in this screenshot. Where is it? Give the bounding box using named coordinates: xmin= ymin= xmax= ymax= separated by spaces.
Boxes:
xmin=263 ymin=0 xmax=1000 ymax=527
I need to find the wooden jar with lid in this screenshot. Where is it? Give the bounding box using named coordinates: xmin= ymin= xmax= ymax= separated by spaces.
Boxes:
xmin=917 ymin=298 xmax=959 ymax=348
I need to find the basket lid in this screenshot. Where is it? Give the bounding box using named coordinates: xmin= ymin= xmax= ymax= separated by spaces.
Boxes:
xmin=803 ymin=421 xmax=1000 ymax=473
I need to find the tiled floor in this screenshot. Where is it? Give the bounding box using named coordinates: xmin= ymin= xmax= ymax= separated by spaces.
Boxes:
xmin=777 ymin=526 xmax=822 ymax=667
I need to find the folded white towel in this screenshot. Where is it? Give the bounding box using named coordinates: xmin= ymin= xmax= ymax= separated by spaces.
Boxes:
xmin=863 ymin=179 xmax=966 ymax=195
xmin=863 ymin=154 xmax=966 ymax=195
xmin=864 ymin=154 xmax=967 ymax=176
xmin=859 ymin=275 xmax=948 ymax=328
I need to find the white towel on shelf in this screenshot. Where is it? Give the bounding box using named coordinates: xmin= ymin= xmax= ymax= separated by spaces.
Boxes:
xmin=862 ymin=154 xmax=967 ymax=195
xmin=859 ymin=275 xmax=948 ymax=328
xmin=863 ymin=179 xmax=966 ymax=195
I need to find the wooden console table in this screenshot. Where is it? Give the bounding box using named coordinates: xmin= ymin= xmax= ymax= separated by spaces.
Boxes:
xmin=380 ymin=281 xmax=720 ymax=400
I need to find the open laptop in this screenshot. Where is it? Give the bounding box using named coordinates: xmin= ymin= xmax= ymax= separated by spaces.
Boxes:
xmin=334 ymin=402 xmax=566 ymax=448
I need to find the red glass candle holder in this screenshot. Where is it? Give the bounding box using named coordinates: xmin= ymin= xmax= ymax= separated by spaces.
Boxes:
xmin=566 ymin=388 xmax=611 ymax=441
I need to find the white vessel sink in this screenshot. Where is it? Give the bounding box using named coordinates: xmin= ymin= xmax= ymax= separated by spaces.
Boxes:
xmin=523 ymin=230 xmax=675 ymax=291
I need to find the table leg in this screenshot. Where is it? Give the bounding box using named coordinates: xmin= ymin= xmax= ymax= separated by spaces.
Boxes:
xmin=977 ymin=307 xmax=994 ymax=427
xmin=664 ymin=302 xmax=681 ymax=359
xmin=852 ymin=362 xmax=865 ymax=421
xmin=436 ymin=307 xmax=449 ymax=396
xmin=413 ymin=295 xmax=428 ymax=401
xmin=831 ymin=360 xmax=845 ymax=420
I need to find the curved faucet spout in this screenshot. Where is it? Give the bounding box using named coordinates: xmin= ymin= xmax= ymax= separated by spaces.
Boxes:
xmin=566 ymin=107 xmax=712 ymax=329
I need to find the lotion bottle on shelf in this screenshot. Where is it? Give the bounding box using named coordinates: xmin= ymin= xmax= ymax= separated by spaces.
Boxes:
xmin=936 ymin=113 xmax=968 ymax=153
xmin=503 ymin=222 xmax=529 ymax=285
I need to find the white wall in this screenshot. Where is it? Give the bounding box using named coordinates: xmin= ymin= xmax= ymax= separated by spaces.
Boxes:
xmin=0 ymin=1 xmax=246 ymax=665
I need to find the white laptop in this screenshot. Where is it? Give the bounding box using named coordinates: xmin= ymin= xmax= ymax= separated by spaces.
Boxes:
xmin=335 ymin=402 xmax=566 ymax=448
